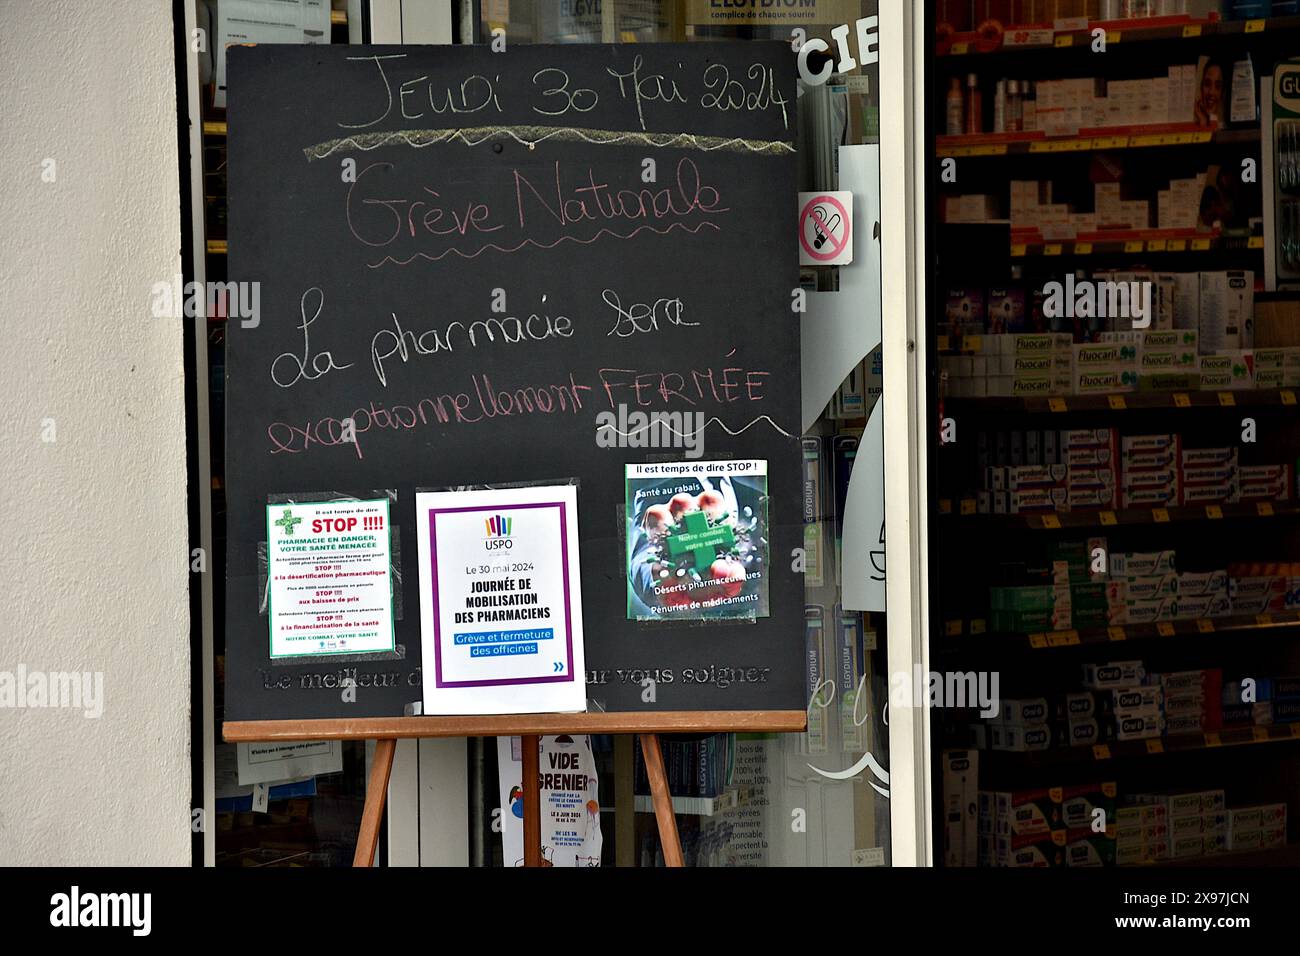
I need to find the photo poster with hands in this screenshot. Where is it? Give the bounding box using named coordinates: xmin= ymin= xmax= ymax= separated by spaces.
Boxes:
xmin=625 ymin=460 xmax=769 ymax=622
xmin=223 ymin=43 xmax=805 ymax=719
xmin=497 ymin=735 xmax=603 ymax=867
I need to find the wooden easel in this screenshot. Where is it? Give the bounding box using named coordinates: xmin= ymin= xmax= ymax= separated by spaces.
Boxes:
xmin=225 ymin=710 xmax=806 ymax=867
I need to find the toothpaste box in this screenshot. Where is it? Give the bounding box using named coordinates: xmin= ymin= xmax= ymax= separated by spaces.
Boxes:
xmin=1055 ymin=780 xmax=1118 ymax=832
xmin=1121 ymin=484 xmax=1180 ymax=508
xmin=1181 ymin=446 xmax=1237 ymax=467
xmin=998 ymin=830 xmax=1069 ymax=867
xmin=1000 ymin=698 xmax=1051 ymax=724
xmin=1199 ymin=352 xmax=1254 ymax=390
xmin=991 ymin=788 xmax=1066 ymax=835
xmin=1115 ymin=574 xmax=1179 ymax=602
xmin=1177 ymin=570 xmax=1229 ymax=597
xmin=1111 ymin=713 xmax=1165 ymax=739
xmin=1110 ymin=551 xmax=1176 ymax=577
xmin=1111 ymin=686 xmax=1162 ymax=711
xmin=1181 ymin=480 xmax=1239 ymax=505
xmin=1172 ymin=592 xmax=1232 ymax=619
xmin=1085 ymin=661 xmax=1147 ymax=688
xmin=989 ymin=723 xmax=1054 ymax=752
xmin=1123 ymin=598 xmax=1175 ymax=624
xmin=1117 ymin=803 xmax=1168 ymax=827
xmin=1065 ymin=827 xmax=1117 ymax=867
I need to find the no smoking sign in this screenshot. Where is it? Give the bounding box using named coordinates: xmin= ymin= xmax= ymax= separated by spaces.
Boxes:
xmin=798 ymin=191 xmax=853 ymax=266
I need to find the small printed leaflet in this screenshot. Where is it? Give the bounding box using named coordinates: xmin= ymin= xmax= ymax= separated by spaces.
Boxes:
xmin=266 ymin=498 xmax=394 ymax=658
xmin=626 ymin=459 xmax=769 ymax=622
xmin=416 ymin=484 xmax=586 ymax=714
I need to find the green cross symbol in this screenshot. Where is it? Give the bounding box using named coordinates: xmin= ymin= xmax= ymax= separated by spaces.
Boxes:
xmin=666 ymin=510 xmax=735 ymax=572
xmin=275 ymin=508 xmax=303 ymax=536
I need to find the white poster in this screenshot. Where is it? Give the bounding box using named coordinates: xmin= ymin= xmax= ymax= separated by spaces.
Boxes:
xmin=497 ymin=735 xmax=603 ymax=867
xmin=415 ymin=485 xmax=586 ymax=715
xmin=266 ymin=498 xmax=394 ymax=659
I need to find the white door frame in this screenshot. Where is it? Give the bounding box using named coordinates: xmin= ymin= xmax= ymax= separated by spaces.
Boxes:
xmin=879 ymin=0 xmax=933 ymax=867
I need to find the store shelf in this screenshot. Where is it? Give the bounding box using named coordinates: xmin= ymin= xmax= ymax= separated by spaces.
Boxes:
xmin=937 ymin=13 xmax=1300 ymax=58
xmin=937 ymin=124 xmax=1255 ymax=158
xmin=938 ymin=499 xmax=1299 ymax=529
xmin=940 ymin=608 xmax=1300 ymax=650
xmin=981 ymin=721 xmax=1300 ymax=769
xmin=941 ymin=387 xmax=1298 ymax=413
xmin=1007 ymin=229 xmax=1264 ymax=258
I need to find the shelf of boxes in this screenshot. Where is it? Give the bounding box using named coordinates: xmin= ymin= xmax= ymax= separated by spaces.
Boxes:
xmin=980 ymin=721 xmax=1300 ymax=768
xmin=937 ymin=124 xmax=1256 ymax=158
xmin=939 ymin=608 xmax=1300 ymax=650
xmin=939 ymin=499 xmax=1300 ymax=528
xmin=943 ymin=386 xmax=1298 ymax=413
xmin=937 ymin=13 xmax=1300 ymax=58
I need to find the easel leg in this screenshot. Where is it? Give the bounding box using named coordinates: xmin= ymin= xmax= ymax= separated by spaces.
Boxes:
xmin=353 ymin=738 xmax=397 ymax=867
xmin=522 ymin=734 xmax=542 ymax=866
xmin=638 ymin=733 xmax=684 ymax=867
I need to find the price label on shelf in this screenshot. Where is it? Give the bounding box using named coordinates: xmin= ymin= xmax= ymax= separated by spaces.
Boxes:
xmin=1257 ymin=502 xmax=1275 ymax=517
xmin=1152 ymin=508 xmax=1170 ymax=523
xmin=1108 ymin=395 xmax=1127 ymax=410
xmin=1107 ymin=31 xmax=1120 ymax=44
xmin=1173 ymin=392 xmax=1191 ymax=407
xmin=1196 ymin=619 xmax=1215 ymax=633
xmin=960 ymin=498 xmax=977 ymax=515
xmin=1054 ymin=33 xmax=1073 ymax=47
xmin=950 ymin=41 xmax=969 ymax=54
xmin=1281 ymin=390 xmax=1297 ymax=405
xmin=1257 ymin=613 xmax=1274 ymax=626
xmin=1049 ymin=397 xmax=1067 ymax=412
xmin=1100 ymin=511 xmax=1117 ymax=525
xmin=1048 ymin=630 xmax=1079 ymax=647
xmin=1205 ymin=732 xmax=1221 ymax=748
xmin=945 ymin=619 xmax=962 ymax=636
xmin=1191 ymin=237 xmax=1211 ymax=250
xmin=1029 ymin=633 xmax=1048 ymax=648
xmin=1218 ymin=392 xmax=1236 ymax=406
xmin=1040 ymin=514 xmax=1061 ymax=529
xmin=1044 ymin=243 xmax=1062 ymax=255
xmin=1253 ymin=726 xmax=1269 ymax=741
xmin=1011 ymin=243 xmax=1026 ymax=257
xmin=1166 ymin=239 xmax=1187 ymax=252
xmin=970 ymin=618 xmax=986 ymax=635
xmin=1249 ymin=236 xmax=1264 ymax=249
xmin=1074 ymin=241 xmax=1093 ymax=254
xmin=1123 ymin=240 xmax=1143 ymax=252
xmin=1146 ymin=739 xmax=1164 ymax=754
xmin=1182 ymin=23 xmax=1201 ymax=37
xmin=1205 ymin=505 xmax=1223 ymax=519
xmin=1156 ymin=622 xmax=1175 ymax=637
xmin=1146 ymin=239 xmax=1166 ymax=252
xmin=1092 ymin=744 xmax=1111 ymax=760
xmin=1108 ymin=626 xmax=1126 ymax=642
xmin=1246 ymin=18 xmax=1265 ymax=32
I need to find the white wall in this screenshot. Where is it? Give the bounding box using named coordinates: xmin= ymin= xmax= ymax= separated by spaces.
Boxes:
xmin=0 ymin=0 xmax=190 ymax=864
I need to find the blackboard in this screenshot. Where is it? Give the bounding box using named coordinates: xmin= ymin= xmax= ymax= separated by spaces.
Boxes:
xmin=225 ymin=42 xmax=802 ymax=720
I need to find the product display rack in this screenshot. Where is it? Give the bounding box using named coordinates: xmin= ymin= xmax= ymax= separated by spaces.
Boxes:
xmin=932 ymin=8 xmax=1300 ymax=868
